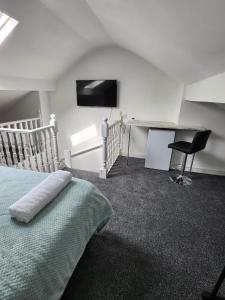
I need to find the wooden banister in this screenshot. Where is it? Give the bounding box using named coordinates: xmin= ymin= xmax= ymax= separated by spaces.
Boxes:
xmin=99 ymin=117 xmax=109 ymax=179
xmin=0 ymin=115 xmax=59 ymax=173
xmin=99 ymin=113 xmax=124 ymax=179
xmin=0 ymin=117 xmax=41 ymax=130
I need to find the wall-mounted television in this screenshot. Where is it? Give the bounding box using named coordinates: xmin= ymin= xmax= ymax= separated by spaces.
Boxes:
xmin=76 ymin=80 xmax=117 ymax=107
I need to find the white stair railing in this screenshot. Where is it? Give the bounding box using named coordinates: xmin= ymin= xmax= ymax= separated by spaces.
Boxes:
xmin=99 ymin=114 xmax=124 ymax=178
xmin=0 ymin=117 xmax=41 ymax=130
xmin=0 ymin=115 xmax=59 ymax=172
xmin=63 ymin=114 xmax=124 ymax=178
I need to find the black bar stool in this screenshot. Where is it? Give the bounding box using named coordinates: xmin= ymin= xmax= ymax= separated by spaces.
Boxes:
xmin=168 ymin=130 xmax=211 ymax=185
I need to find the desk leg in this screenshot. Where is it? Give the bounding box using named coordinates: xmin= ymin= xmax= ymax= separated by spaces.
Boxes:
xmin=127 ymin=125 xmax=132 ymax=165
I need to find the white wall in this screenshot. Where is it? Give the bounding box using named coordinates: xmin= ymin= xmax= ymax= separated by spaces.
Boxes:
xmin=171 ymin=100 xmax=225 ymax=175
xmin=1 ymin=91 xmax=40 ymax=122
xmin=50 ymin=46 xmax=183 ymax=172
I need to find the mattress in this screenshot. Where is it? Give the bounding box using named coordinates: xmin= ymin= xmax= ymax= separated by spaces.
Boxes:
xmin=0 ymin=167 xmax=113 ymax=300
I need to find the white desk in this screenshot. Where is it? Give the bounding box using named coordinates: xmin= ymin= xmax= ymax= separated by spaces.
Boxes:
xmin=126 ymin=119 xmax=205 ymax=169
xmin=126 ymin=119 xmax=205 ymax=131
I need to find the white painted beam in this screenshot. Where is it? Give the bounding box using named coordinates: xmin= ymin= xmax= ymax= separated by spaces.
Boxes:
xmin=184 ymin=72 xmax=225 ymax=103
xmin=0 ymin=76 xmax=56 ymax=91
xmin=39 ymin=91 xmax=51 ymax=126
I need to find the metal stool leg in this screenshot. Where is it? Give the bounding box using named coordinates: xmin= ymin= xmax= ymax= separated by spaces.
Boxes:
xmin=202 ymin=265 xmax=225 ymax=300
xmin=170 ymin=153 xmax=192 ymax=185
xmin=189 ymin=153 xmax=195 ymax=174
xmin=181 ymin=153 xmax=187 ymax=176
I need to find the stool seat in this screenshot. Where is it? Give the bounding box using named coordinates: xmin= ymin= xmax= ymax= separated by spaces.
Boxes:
xmin=168 ymin=141 xmax=193 ymax=154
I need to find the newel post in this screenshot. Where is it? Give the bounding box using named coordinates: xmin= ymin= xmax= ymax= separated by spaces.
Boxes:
xmin=50 ymin=114 xmax=59 ymax=171
xmin=38 ymin=109 xmax=43 ymax=127
xmin=64 ymin=149 xmax=72 ymax=168
xmin=119 ymin=111 xmax=123 ymax=155
xmin=99 ymin=117 xmax=109 ymax=179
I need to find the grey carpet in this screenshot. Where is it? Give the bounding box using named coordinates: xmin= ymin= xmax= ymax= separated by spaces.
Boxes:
xmin=61 ymin=156 xmax=225 ymax=300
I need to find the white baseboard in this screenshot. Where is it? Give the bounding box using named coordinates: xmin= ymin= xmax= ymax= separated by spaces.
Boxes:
xmin=121 ymin=151 xmax=146 ymax=159
xmin=124 ymin=155 xmax=225 ymax=177
xmin=171 ymin=163 xmax=225 ymax=176
xmin=190 ymin=167 xmax=225 ymax=176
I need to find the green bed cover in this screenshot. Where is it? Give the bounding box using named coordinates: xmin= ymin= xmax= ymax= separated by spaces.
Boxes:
xmin=0 ymin=167 xmax=113 ymax=300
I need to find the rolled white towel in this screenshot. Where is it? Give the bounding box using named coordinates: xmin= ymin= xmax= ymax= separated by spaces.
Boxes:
xmin=9 ymin=170 xmax=72 ymax=223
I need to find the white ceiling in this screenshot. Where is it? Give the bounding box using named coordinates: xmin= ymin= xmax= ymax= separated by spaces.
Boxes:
xmin=1 ymin=0 xmax=225 ymax=83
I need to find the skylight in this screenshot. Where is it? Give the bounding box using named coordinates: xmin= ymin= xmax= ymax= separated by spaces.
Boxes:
xmin=0 ymin=11 xmax=18 ymax=46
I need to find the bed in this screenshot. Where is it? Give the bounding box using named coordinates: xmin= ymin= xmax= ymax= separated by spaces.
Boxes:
xmin=0 ymin=167 xmax=113 ymax=300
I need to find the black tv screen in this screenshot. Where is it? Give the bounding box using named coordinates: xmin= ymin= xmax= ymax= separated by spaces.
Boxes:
xmin=76 ymin=80 xmax=117 ymax=107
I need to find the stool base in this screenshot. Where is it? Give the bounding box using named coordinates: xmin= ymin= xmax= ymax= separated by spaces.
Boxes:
xmin=169 ymin=175 xmax=192 ymax=186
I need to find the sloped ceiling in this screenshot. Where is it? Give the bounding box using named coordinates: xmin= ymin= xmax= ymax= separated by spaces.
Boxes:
xmin=1 ymin=0 xmax=225 ymax=84
xmin=0 ymin=91 xmax=28 ymax=112
xmin=0 ymin=0 xmax=112 ymax=80
xmin=86 ymin=0 xmax=225 ymax=83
